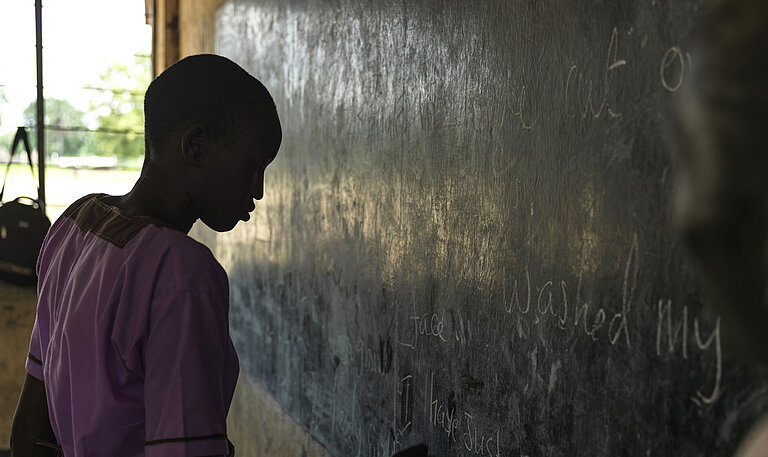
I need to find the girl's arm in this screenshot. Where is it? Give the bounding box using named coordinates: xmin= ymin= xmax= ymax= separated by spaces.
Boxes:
xmin=10 ymin=373 xmax=59 ymax=457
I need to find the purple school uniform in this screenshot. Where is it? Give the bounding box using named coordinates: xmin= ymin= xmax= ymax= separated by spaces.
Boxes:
xmin=25 ymin=194 xmax=239 ymax=457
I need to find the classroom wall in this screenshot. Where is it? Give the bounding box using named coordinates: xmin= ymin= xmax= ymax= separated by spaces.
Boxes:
xmin=191 ymin=0 xmax=768 ymax=456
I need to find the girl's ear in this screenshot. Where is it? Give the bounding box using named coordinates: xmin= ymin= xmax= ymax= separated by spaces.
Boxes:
xmin=180 ymin=124 xmax=208 ymax=167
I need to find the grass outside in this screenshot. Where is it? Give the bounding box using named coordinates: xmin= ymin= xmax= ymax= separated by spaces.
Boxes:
xmin=1 ymin=164 xmax=141 ymax=222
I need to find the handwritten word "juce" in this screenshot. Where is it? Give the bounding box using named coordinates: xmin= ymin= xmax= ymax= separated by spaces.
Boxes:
xmin=462 ymin=413 xmax=501 ymax=457
xmin=411 ymin=313 xmax=448 ymax=342
xmin=399 ymin=299 xmax=449 ymax=349
xmin=425 ymin=372 xmax=502 ymax=456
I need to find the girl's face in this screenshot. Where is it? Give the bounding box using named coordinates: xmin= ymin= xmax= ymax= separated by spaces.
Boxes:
xmin=191 ymin=111 xmax=282 ymax=233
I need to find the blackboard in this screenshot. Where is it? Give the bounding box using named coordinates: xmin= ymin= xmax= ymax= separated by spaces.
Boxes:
xmin=209 ymin=0 xmax=768 ymax=455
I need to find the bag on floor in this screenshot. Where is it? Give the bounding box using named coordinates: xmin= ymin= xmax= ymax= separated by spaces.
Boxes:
xmin=0 ymin=127 xmax=51 ymax=286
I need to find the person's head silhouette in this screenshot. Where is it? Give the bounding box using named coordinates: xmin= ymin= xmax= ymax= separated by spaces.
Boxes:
xmin=672 ymin=0 xmax=768 ymax=365
xmin=109 ymin=54 xmax=282 ymax=234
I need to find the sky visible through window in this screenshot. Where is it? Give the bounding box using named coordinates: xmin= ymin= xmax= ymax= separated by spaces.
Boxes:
xmin=0 ymin=1 xmax=151 ymax=135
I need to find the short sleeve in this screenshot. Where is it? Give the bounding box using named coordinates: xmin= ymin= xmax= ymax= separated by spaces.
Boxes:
xmin=143 ymin=289 xmax=231 ymax=457
xmin=25 ymin=313 xmax=44 ymax=380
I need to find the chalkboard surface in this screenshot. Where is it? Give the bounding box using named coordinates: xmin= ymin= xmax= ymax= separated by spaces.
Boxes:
xmin=209 ymin=1 xmax=768 ymax=455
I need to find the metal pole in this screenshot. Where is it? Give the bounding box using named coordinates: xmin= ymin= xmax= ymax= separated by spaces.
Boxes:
xmin=35 ymin=0 xmax=46 ymax=212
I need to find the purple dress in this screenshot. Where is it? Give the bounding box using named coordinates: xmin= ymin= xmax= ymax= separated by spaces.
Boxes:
xmin=26 ymin=193 xmax=239 ymax=457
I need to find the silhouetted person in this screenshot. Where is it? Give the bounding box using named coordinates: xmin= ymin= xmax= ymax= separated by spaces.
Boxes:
xmin=671 ymin=0 xmax=768 ymax=455
xmin=10 ymin=54 xmax=281 ymax=457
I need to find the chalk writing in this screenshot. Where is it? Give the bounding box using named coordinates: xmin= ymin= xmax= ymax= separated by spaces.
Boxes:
xmin=564 ymin=27 xmax=626 ymax=119
xmin=356 ymin=338 xmax=394 ymax=376
xmin=398 ymin=297 xmax=450 ymax=350
xmin=391 ymin=374 xmax=414 ymax=450
xmin=537 ymin=280 xmax=568 ymax=328
xmin=656 ymin=300 xmax=688 ymax=359
xmin=452 ymin=309 xmax=472 ymax=346
xmin=499 ymin=83 xmax=537 ymax=130
xmin=427 ymin=372 xmax=459 ymax=441
xmin=462 ymin=413 xmax=501 ymax=457
xmin=411 ymin=312 xmax=449 ymax=342
xmin=515 ymin=85 xmax=536 ymax=130
xmin=660 ymin=46 xmax=691 ymax=92
xmin=693 ymin=317 xmax=722 ymax=405
xmin=656 ymin=300 xmax=722 ymax=405
xmin=501 ymin=235 xmax=638 ymax=349
xmin=425 ymin=371 xmax=503 ymax=456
